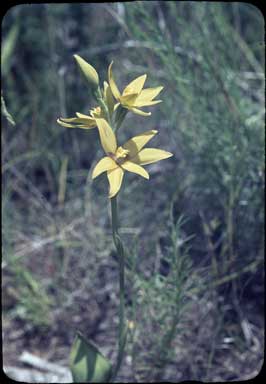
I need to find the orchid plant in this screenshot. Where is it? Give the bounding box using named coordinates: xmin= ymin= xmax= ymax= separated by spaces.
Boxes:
xmin=57 ymin=54 xmax=173 ymax=382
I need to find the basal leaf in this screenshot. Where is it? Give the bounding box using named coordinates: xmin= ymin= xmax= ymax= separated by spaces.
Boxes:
xmin=69 ymin=332 xmax=112 ymax=383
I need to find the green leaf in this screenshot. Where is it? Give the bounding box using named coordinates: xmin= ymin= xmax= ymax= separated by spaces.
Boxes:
xmin=1 ymin=94 xmax=15 ymax=125
xmin=1 ymin=24 xmax=19 ymax=76
xmin=69 ymin=332 xmax=112 ymax=383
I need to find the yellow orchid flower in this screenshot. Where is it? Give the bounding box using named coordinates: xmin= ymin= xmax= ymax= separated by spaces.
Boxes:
xmin=57 ymin=81 xmax=115 ymax=129
xmin=57 ymin=106 xmax=103 ymax=129
xmin=92 ymin=119 xmax=173 ymax=198
xmin=108 ymin=62 xmax=163 ymax=117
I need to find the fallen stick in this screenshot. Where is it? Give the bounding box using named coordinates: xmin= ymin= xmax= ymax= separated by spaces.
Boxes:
xmin=19 ymin=351 xmax=70 ymax=376
xmin=4 ymin=365 xmax=72 ymax=383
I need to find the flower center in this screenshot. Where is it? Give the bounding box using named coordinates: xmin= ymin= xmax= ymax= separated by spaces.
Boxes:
xmin=116 ymin=146 xmax=129 ymax=164
xmin=116 ymin=146 xmax=129 ymax=158
xmin=90 ymin=106 xmax=101 ymax=117
xmin=109 ymin=146 xmax=129 ymax=165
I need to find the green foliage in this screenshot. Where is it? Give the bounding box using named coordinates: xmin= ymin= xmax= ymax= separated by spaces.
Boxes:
xmin=1 ymin=23 xmax=19 ymax=75
xmin=126 ymin=213 xmax=195 ymax=381
xmin=1 ymin=94 xmax=15 ymax=125
xmin=7 ymin=261 xmax=54 ymax=327
xmin=70 ymin=332 xmax=112 ymax=383
xmin=125 ymin=1 xmax=264 ymax=278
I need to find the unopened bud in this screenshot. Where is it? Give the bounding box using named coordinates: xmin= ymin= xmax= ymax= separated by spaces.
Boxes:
xmin=74 ymin=54 xmax=99 ymax=89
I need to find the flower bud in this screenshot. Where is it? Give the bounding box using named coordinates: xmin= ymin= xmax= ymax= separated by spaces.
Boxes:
xmin=103 ymin=81 xmax=115 ymax=115
xmin=73 ymin=54 xmax=99 ymax=89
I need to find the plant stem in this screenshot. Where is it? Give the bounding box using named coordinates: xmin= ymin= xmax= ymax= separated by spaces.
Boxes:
xmin=114 ymin=107 xmax=128 ymax=132
xmin=94 ymin=87 xmax=111 ymax=123
xmin=110 ymin=196 xmax=127 ymax=381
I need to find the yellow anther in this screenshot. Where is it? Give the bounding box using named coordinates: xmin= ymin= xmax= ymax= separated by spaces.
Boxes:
xmin=90 ymin=106 xmax=101 ymax=117
xmin=116 ymin=146 xmax=129 ymax=159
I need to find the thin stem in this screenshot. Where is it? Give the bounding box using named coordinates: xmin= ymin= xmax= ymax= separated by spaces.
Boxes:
xmin=114 ymin=106 xmax=128 ymax=132
xmin=94 ymin=87 xmax=128 ymax=379
xmin=110 ymin=196 xmax=127 ymax=381
xmin=94 ymin=87 xmax=111 ymax=123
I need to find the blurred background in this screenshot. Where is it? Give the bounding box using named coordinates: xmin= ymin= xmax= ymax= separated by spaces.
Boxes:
xmin=2 ymin=2 xmax=264 ymax=382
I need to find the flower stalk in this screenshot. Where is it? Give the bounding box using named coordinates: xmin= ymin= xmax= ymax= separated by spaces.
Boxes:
xmin=114 ymin=106 xmax=128 ymax=132
xmin=110 ymin=196 xmax=127 ymax=380
xmin=94 ymin=87 xmax=111 ymax=124
xmin=57 ymin=54 xmax=173 ymax=383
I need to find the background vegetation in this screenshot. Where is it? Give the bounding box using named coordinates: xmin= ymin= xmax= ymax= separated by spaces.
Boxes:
xmin=2 ymin=2 xmax=264 ymax=382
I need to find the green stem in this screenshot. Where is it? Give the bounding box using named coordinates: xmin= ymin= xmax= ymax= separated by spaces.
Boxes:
xmin=94 ymin=87 xmax=111 ymax=123
xmin=114 ymin=106 xmax=128 ymax=132
xmin=110 ymin=196 xmax=127 ymax=381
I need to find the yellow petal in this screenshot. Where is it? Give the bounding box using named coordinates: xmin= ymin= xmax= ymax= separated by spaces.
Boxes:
xmin=92 ymin=157 xmax=117 ymax=179
xmin=119 ymin=93 xmax=139 ymax=107
xmin=74 ymin=54 xmax=99 ymax=88
xmin=121 ymin=160 xmax=149 ymax=179
xmin=95 ymin=118 xmax=117 ymax=155
xmin=76 ymin=112 xmax=90 ymax=118
xmin=114 ymin=102 xmax=120 ymax=111
xmin=60 ymin=112 xmax=95 ymax=124
xmin=122 ymin=74 xmax=147 ymax=96
xmin=131 ymin=148 xmax=173 ymax=165
xmin=134 ymin=86 xmax=163 ymax=106
xmin=62 ymin=114 xmax=96 ymax=124
xmin=133 ymin=99 xmax=162 ymax=107
xmin=76 ymin=112 xmax=97 ymax=120
xmin=123 ymin=130 xmax=158 ymax=158
xmin=108 ymin=62 xmax=121 ymax=100
xmin=57 ymin=118 xmax=96 ymax=129
xmin=107 ymin=167 xmax=124 ymax=198
xmin=130 ymin=107 xmax=151 ymax=116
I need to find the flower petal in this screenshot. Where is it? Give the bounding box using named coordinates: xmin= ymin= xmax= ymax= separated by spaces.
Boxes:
xmin=123 ymin=130 xmax=158 ymax=158
xmin=130 ymin=107 xmax=151 ymax=116
xmin=75 ymin=112 xmax=96 ymax=120
xmin=92 ymin=157 xmax=117 ymax=179
xmin=57 ymin=118 xmax=96 ymax=129
xmin=95 ymin=118 xmax=117 ymax=155
xmin=114 ymin=102 xmax=120 ymax=111
xmin=119 ymin=93 xmax=139 ymax=107
xmin=131 ymin=148 xmax=173 ymax=165
xmin=107 ymin=167 xmax=124 ymax=198
xmin=122 ymin=74 xmax=147 ymax=96
xmin=108 ymin=62 xmax=121 ymax=100
xmin=134 ymin=86 xmax=163 ymax=105
xmin=121 ymin=160 xmax=149 ymax=179
xmin=133 ymin=99 xmax=162 ymax=107
xmin=64 ymin=115 xmax=95 ymax=124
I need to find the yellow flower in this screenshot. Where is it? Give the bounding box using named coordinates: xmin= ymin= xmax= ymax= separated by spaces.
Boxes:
xmin=57 ymin=106 xmax=103 ymax=129
xmin=108 ymin=62 xmax=163 ymax=117
xmin=57 ymin=81 xmax=115 ymax=128
xmin=92 ymin=119 xmax=173 ymax=198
